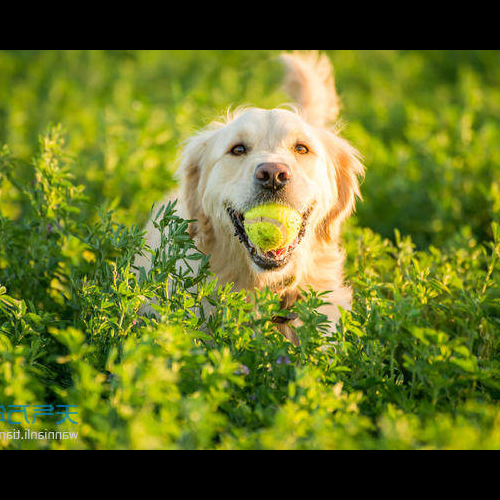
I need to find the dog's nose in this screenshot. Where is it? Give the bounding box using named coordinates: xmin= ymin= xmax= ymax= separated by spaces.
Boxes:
xmin=254 ymin=163 xmax=291 ymax=191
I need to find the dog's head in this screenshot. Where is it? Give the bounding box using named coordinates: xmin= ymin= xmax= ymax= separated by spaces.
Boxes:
xmin=178 ymin=52 xmax=364 ymax=282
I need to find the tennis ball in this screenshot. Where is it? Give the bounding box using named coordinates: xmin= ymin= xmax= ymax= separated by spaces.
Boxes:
xmin=243 ymin=203 xmax=301 ymax=252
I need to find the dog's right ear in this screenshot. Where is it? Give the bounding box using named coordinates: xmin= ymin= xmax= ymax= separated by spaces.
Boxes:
xmin=178 ymin=129 xmax=215 ymax=245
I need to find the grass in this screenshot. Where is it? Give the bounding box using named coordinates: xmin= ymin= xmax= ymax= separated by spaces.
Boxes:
xmin=0 ymin=50 xmax=500 ymax=449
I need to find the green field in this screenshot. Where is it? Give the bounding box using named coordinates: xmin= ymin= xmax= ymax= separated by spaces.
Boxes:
xmin=1 ymin=50 xmax=500 ymax=449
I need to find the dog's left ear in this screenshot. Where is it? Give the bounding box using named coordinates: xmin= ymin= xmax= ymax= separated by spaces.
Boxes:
xmin=316 ymin=130 xmax=365 ymax=242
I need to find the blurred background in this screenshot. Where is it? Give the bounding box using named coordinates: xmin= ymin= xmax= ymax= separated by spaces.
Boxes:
xmin=1 ymin=50 xmax=499 ymax=249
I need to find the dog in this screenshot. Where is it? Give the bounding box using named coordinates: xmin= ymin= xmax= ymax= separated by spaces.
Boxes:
xmin=134 ymin=51 xmax=364 ymax=345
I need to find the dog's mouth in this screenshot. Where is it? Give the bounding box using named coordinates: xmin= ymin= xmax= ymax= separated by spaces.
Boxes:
xmin=226 ymin=203 xmax=314 ymax=270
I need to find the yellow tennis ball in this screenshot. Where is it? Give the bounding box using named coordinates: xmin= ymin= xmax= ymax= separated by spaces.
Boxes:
xmin=243 ymin=203 xmax=301 ymax=252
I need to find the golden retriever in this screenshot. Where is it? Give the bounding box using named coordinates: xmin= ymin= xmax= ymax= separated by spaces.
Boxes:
xmin=134 ymin=51 xmax=364 ymax=345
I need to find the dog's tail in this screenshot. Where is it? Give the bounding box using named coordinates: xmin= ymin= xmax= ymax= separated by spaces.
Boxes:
xmin=280 ymin=51 xmax=339 ymax=128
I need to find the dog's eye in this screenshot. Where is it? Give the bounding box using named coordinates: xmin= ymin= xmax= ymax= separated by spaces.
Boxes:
xmin=230 ymin=144 xmax=247 ymax=156
xmin=294 ymin=144 xmax=309 ymax=154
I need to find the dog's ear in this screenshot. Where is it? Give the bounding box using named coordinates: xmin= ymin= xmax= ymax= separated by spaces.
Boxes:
xmin=316 ymin=131 xmax=365 ymax=242
xmin=178 ymin=129 xmax=216 ymax=247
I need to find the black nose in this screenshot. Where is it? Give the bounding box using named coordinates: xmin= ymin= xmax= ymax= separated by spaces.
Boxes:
xmin=254 ymin=163 xmax=291 ymax=191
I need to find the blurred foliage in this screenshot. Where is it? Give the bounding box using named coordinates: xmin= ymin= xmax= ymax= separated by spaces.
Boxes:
xmin=1 ymin=50 xmax=500 ymax=449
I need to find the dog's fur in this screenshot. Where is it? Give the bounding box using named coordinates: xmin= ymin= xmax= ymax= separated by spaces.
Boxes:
xmin=134 ymin=51 xmax=364 ymax=345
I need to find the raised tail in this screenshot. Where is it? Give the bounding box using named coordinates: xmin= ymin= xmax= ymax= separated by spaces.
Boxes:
xmin=280 ymin=51 xmax=340 ymax=128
